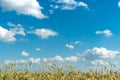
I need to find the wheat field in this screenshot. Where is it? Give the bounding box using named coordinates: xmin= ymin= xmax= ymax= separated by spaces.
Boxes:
xmin=0 ymin=62 xmax=120 ymax=80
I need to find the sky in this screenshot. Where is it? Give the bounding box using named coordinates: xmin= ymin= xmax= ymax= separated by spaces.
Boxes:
xmin=0 ymin=0 xmax=120 ymax=70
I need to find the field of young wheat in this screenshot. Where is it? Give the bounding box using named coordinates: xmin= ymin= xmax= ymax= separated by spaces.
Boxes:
xmin=0 ymin=71 xmax=120 ymax=80
xmin=0 ymin=62 xmax=120 ymax=80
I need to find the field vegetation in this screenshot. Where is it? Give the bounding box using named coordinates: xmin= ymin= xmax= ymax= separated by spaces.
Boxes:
xmin=0 ymin=62 xmax=119 ymax=80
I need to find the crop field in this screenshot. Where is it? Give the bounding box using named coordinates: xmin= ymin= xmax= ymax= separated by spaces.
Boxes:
xmin=0 ymin=62 xmax=120 ymax=80
xmin=0 ymin=71 xmax=120 ymax=80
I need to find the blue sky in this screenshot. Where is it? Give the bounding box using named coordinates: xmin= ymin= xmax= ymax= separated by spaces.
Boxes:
xmin=0 ymin=0 xmax=120 ymax=70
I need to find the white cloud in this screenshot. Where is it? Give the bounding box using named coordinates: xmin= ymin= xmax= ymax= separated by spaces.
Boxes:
xmin=10 ymin=27 xmax=26 ymax=36
xmin=7 ymin=22 xmax=22 ymax=27
xmin=45 ymin=56 xmax=64 ymax=62
xmin=42 ymin=58 xmax=48 ymax=62
xmin=84 ymin=47 xmax=120 ymax=60
xmin=96 ymin=29 xmax=113 ymax=37
xmin=91 ymin=60 xmax=109 ymax=66
xmin=52 ymin=55 xmax=64 ymax=62
xmin=42 ymin=55 xmax=79 ymax=62
xmin=7 ymin=22 xmax=25 ymax=36
xmin=4 ymin=59 xmax=28 ymax=64
xmin=118 ymin=1 xmax=120 ymax=7
xmin=51 ymin=0 xmax=88 ymax=10
xmin=65 ymin=41 xmax=83 ymax=50
xmin=78 ymin=2 xmax=88 ymax=9
xmin=0 ymin=26 xmax=16 ymax=42
xmin=33 ymin=28 xmax=58 ymax=39
xmin=0 ymin=0 xmax=47 ymax=19
xmin=65 ymin=44 xmax=74 ymax=49
xmin=50 ymin=5 xmax=59 ymax=9
xmin=4 ymin=58 xmax=41 ymax=64
xmin=36 ymin=48 xmax=41 ymax=51
xmin=42 ymin=55 xmax=78 ymax=62
xmin=65 ymin=56 xmax=78 ymax=62
xmin=21 ymin=51 xmax=29 ymax=57
xmin=0 ymin=26 xmax=25 ymax=42
xmin=74 ymin=41 xmax=83 ymax=45
xmin=74 ymin=41 xmax=80 ymax=44
xmin=29 ymin=58 xmax=40 ymax=63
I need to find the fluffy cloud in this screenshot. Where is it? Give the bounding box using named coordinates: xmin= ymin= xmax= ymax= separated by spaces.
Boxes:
xmin=0 ymin=25 xmax=25 ymax=42
xmin=21 ymin=51 xmax=29 ymax=57
xmin=4 ymin=58 xmax=41 ymax=64
xmin=7 ymin=22 xmax=25 ymax=36
xmin=4 ymin=59 xmax=28 ymax=64
xmin=10 ymin=27 xmax=26 ymax=36
xmin=43 ymin=55 xmax=64 ymax=62
xmin=65 ymin=56 xmax=78 ymax=62
xmin=0 ymin=26 xmax=16 ymax=42
xmin=65 ymin=41 xmax=83 ymax=49
xmin=78 ymin=2 xmax=88 ymax=9
xmin=96 ymin=29 xmax=113 ymax=37
xmin=51 ymin=0 xmax=88 ymax=10
xmin=51 ymin=55 xmax=64 ymax=62
xmin=91 ymin=59 xmax=109 ymax=66
xmin=84 ymin=47 xmax=120 ymax=60
xmin=0 ymin=0 xmax=47 ymax=19
xmin=29 ymin=58 xmax=40 ymax=63
xmin=33 ymin=28 xmax=58 ymax=39
xmin=7 ymin=22 xmax=22 ymax=27
xmin=42 ymin=55 xmax=78 ymax=62
xmin=65 ymin=44 xmax=74 ymax=49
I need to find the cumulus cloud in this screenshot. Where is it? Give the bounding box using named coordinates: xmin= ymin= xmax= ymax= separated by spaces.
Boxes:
xmin=0 ymin=25 xmax=25 ymax=42
xmin=84 ymin=47 xmax=120 ymax=60
xmin=50 ymin=0 xmax=88 ymax=10
xmin=7 ymin=22 xmax=25 ymax=36
xmin=96 ymin=29 xmax=113 ymax=37
xmin=32 ymin=28 xmax=58 ymax=39
xmin=29 ymin=58 xmax=40 ymax=63
xmin=91 ymin=59 xmax=109 ymax=66
xmin=4 ymin=58 xmax=41 ymax=64
xmin=43 ymin=56 xmax=64 ymax=62
xmin=65 ymin=56 xmax=78 ymax=62
xmin=4 ymin=59 xmax=28 ymax=64
xmin=21 ymin=51 xmax=29 ymax=57
xmin=51 ymin=55 xmax=64 ymax=62
xmin=65 ymin=44 xmax=74 ymax=49
xmin=0 ymin=0 xmax=47 ymax=19
xmin=10 ymin=27 xmax=26 ymax=36
xmin=42 ymin=55 xmax=78 ymax=62
xmin=0 ymin=26 xmax=16 ymax=42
